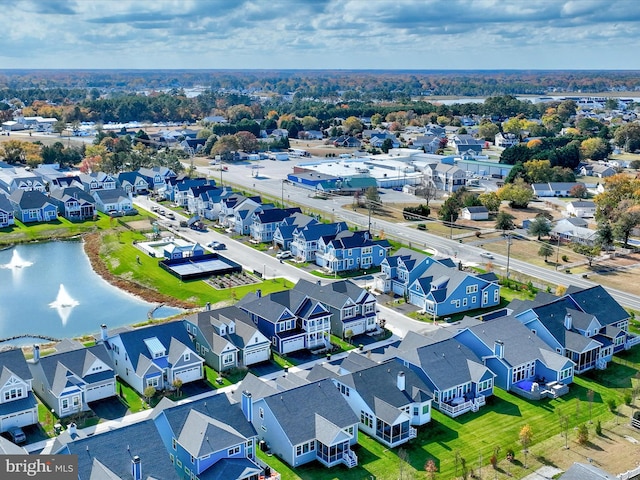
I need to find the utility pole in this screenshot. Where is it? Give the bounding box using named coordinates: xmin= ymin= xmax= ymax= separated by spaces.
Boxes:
xmin=450 ymin=213 xmax=454 ymax=239
xmin=506 ymin=233 xmax=512 ymax=280
xmin=555 ymin=235 xmax=561 ymax=269
xmin=281 ymin=180 xmax=285 ymax=207
xmin=368 ymin=200 xmax=372 ymax=232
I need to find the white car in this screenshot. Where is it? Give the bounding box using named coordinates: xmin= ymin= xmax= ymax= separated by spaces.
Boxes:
xmin=276 ymin=251 xmax=292 ymax=260
xmin=479 ymin=252 xmax=494 ymax=259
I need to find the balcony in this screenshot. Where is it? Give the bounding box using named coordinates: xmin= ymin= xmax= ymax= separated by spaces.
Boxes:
xmin=438 ymin=395 xmax=485 ymax=418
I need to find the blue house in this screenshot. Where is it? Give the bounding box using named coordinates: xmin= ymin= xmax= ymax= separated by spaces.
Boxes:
xmin=117 ymin=171 xmax=150 ymax=195
xmin=386 ymin=333 xmax=495 ymax=418
xmin=453 ymin=316 xmax=574 ymax=399
xmin=0 ymin=192 xmax=15 ymax=227
xmin=315 ymin=230 xmax=390 ymax=273
xmin=376 ymin=248 xmax=451 ymax=297
xmin=238 ymin=289 xmax=331 ymax=355
xmin=102 ymin=322 xmax=204 ymax=395
xmin=153 ymin=394 xmax=264 ymax=480
xmin=407 ymin=263 xmax=500 ymax=317
xmin=138 ymin=166 xmax=177 ymax=192
xmin=332 ymin=359 xmax=432 ymax=448
xmin=273 ymin=213 xmax=317 ymax=250
xmin=9 ymin=190 xmax=58 ymax=223
xmin=246 ymin=379 xmax=359 ymax=469
xmin=49 ymin=187 xmax=96 ymax=221
xmin=290 ymin=221 xmax=348 ymax=262
xmin=250 ymin=207 xmax=302 ymax=243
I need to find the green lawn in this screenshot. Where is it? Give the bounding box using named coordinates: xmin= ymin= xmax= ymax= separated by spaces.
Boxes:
xmin=259 ymin=351 xmax=639 ymax=480
xmin=0 ymin=214 xmax=113 ymax=246
xmin=100 ymin=229 xmax=290 ymax=305
xmin=117 ymin=380 xmax=146 ymax=413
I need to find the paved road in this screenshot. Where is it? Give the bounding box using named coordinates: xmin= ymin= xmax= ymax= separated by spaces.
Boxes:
xmin=133 ymin=197 xmax=439 ymax=338
xmin=193 ymin=161 xmax=640 ymax=312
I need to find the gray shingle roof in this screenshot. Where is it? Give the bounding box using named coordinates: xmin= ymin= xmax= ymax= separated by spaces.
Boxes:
xmin=198 ymin=458 xmax=262 ymax=480
xmin=566 ymin=285 xmax=629 ymax=326
xmin=0 ymin=348 xmax=32 ymax=384
xmin=262 ymin=379 xmax=358 ymax=446
xmin=559 ymin=462 xmax=615 ymax=480
xmin=178 ymin=409 xmax=247 ymax=457
xmin=65 ymin=419 xmax=180 ymax=480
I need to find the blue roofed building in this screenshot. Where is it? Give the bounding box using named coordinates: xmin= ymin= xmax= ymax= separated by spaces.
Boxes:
xmin=0 ymin=348 xmax=38 ymax=433
xmin=250 ymin=207 xmax=302 ymax=243
xmin=315 ymin=229 xmax=390 ymax=273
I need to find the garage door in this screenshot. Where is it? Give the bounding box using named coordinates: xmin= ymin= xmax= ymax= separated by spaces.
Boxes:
xmin=1 ymin=410 xmax=36 ymax=431
xmin=86 ymin=382 xmax=115 ymax=403
xmin=244 ymin=347 xmax=270 ymax=366
xmin=281 ymin=337 xmax=305 ymax=354
xmin=174 ymin=366 xmax=202 ymax=383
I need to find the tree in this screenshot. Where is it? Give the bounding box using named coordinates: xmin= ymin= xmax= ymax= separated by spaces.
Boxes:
xmin=524 ymin=159 xmax=553 ymax=183
xmin=570 ymin=184 xmax=588 ymax=199
xmin=172 ymin=378 xmax=183 ymax=397
xmin=580 ymin=137 xmax=610 ymax=161
xmin=53 ymin=120 xmax=66 ymax=136
xmin=594 ymin=174 xmax=640 ymax=221
xmin=424 ymin=459 xmax=438 ymax=480
xmin=558 ymin=412 xmax=570 ymax=449
xmin=519 ymin=424 xmax=533 ymax=468
xmin=478 ymin=192 xmax=501 ymax=213
xmin=478 ymin=122 xmax=500 ymax=142
xmin=596 ymin=221 xmax=614 ymax=250
xmin=498 ymin=178 xmax=534 ymax=208
xmin=365 ymin=186 xmax=381 ymax=210
xmin=614 ymin=122 xmax=640 ymax=152
xmin=343 ymin=116 xmax=364 ymax=135
xmin=381 ymin=138 xmax=394 ymax=153
xmin=301 ymin=115 xmax=319 ymax=131
xmin=538 ymin=243 xmax=554 ymax=262
xmin=572 ymin=244 xmax=601 ymax=267
xmin=235 ymin=131 xmax=259 ymax=152
xmin=415 ymin=182 xmax=438 ymax=207
xmin=502 ymin=117 xmax=524 ymax=135
xmin=344 ymin=329 xmax=354 ymax=344
xmin=211 ymin=135 xmax=240 ymax=160
xmin=576 ymin=423 xmax=589 ymax=445
xmin=528 ymin=216 xmax=552 ymax=240
xmin=143 ymin=385 xmax=156 ymax=405
xmin=587 ymin=389 xmax=594 ymax=423
xmin=613 ymin=208 xmax=640 ymax=246
xmin=439 ymin=195 xmax=461 ymax=223
xmin=495 ymin=211 xmax=516 ymax=233
xmin=196 ymin=128 xmax=213 ymax=139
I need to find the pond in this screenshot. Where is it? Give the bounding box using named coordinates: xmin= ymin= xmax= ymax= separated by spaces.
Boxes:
xmin=0 ymin=241 xmax=181 ymax=345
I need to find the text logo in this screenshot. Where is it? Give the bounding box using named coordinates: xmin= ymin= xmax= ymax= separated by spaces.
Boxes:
xmin=1 ymin=455 xmax=77 ymax=479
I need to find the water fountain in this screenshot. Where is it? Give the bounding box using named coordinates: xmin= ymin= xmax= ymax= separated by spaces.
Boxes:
xmin=49 ymin=284 xmax=80 ymax=325
xmin=1 ymin=250 xmax=33 ymax=270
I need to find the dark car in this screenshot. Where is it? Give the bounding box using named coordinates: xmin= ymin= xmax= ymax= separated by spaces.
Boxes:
xmin=7 ymin=427 xmax=26 ymax=444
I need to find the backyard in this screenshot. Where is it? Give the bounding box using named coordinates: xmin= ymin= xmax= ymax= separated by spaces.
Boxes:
xmin=261 ymin=348 xmax=640 ymax=480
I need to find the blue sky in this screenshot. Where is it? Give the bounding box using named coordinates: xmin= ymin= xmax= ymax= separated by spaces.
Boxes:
xmin=2 ymin=0 xmax=640 ymax=70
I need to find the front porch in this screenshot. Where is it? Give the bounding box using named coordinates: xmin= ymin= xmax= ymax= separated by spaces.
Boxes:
xmin=316 ymin=440 xmax=357 ymax=468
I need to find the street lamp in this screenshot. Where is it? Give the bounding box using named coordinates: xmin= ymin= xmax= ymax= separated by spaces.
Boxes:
xmin=506 ymin=233 xmax=512 ymax=280
xmin=281 ymin=180 xmax=285 ymax=207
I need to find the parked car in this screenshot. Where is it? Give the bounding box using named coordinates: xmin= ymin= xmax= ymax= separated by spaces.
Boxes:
xmin=479 ymin=252 xmax=494 ymax=259
xmin=7 ymin=427 xmax=26 ymax=444
xmin=207 ymin=241 xmax=226 ymax=250
xmin=166 ymin=212 xmax=175 ymax=220
xmin=276 ymin=250 xmax=292 ymax=259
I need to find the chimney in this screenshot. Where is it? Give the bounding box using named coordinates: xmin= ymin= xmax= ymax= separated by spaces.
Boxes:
xmin=494 ymin=340 xmax=504 ymax=359
xmin=69 ymin=422 xmax=77 ymax=436
xmin=100 ymin=324 xmax=108 ymax=342
xmin=241 ymin=391 xmax=253 ymax=423
xmin=397 ymin=371 xmax=406 ymax=391
xmin=33 ymin=345 xmax=40 ymax=362
xmin=564 ymin=313 xmax=573 ymax=330
xmin=131 ymin=456 xmax=142 ymax=480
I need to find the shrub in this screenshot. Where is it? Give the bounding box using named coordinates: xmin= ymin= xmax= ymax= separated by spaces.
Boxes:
xmin=595 ymin=419 xmax=602 ymax=436
xmin=403 ymin=205 xmax=431 ymax=221
xmin=607 ymin=398 xmax=617 ymax=413
xmin=506 ymin=448 xmax=515 ymax=462
xmin=562 ymin=254 xmax=569 ymax=262
xmin=624 ymin=391 xmax=632 ymax=406
xmin=576 ymin=423 xmax=589 ymax=445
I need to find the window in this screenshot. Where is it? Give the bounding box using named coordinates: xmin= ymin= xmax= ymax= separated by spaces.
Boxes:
xmin=560 ymin=367 xmax=573 ymax=380
xmin=466 ymin=285 xmax=478 ymax=294
xmin=147 ymin=377 xmax=160 ymax=388
xmin=413 ymin=407 xmax=419 ymax=416
xmin=494 ymin=290 xmax=499 ymax=303
xmin=223 ymin=353 xmax=234 ymax=366
xmin=340 ymin=384 xmax=350 ymax=396
xmin=422 ymin=404 xmax=430 ymax=415
xmin=172 ymin=438 xmax=177 ymax=450
xmin=190 ymin=455 xmax=194 ymax=464
xmin=62 ymin=398 xmax=69 ymax=410
xmin=451 ymin=299 xmax=460 ymax=308
xmin=482 ymin=291 xmax=488 ymax=305
xmin=259 ymin=408 xmax=264 ymax=419
xmin=184 ymin=352 xmax=190 ymax=361
xmin=228 ymin=445 xmax=241 ymax=456
xmin=176 ymin=459 xmax=182 ymax=468
xmin=360 ymin=410 xmax=373 ymax=428
xmin=463 ymin=298 xmax=468 ymax=307
xmin=170 ymin=454 xmax=174 ymax=464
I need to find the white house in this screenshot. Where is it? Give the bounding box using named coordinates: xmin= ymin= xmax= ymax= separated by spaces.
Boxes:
xmin=566 ymin=200 xmax=596 ymax=218
xmin=461 ymin=206 xmax=489 ymax=221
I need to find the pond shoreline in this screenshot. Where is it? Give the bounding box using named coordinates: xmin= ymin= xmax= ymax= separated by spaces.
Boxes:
xmin=83 ymin=232 xmax=198 ymax=310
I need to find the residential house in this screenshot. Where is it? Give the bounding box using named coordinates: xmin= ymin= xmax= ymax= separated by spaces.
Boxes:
xmin=9 ymin=190 xmax=58 ymax=223
xmin=407 ymin=263 xmax=501 ymax=317
xmin=590 ymin=164 xmax=616 ymax=178
xmin=461 ymin=205 xmax=489 ymax=220
xmin=290 ymin=221 xmax=348 ymax=262
xmin=92 ymin=187 xmax=134 ymax=214
xmin=162 ymin=240 xmax=205 ymax=259
xmin=218 ymin=194 xmax=263 ymax=233
xmin=183 ymin=306 xmax=271 ymax=371
xmin=138 ymin=166 xmax=177 ymax=192
xmin=53 ymin=419 xmax=181 ymax=480
xmin=154 ymin=394 xmax=264 ymax=480
xmin=566 ymin=200 xmax=596 ymax=218
xmin=238 ymin=289 xmax=331 ymax=355
xmin=551 ymin=218 xmax=598 ymax=246
xmin=0 ymin=192 xmax=15 ymax=227
xmin=532 ymin=182 xmax=584 ymax=198
xmin=186 ymin=184 xmax=224 ymax=215
xmin=246 ymin=379 xmax=359 ymax=468
xmin=78 ymin=172 xmax=117 ymax=193
xmin=250 ymin=207 xmax=302 ymax=243
xmin=0 ymin=166 xmax=46 ymax=194
xmin=509 ymin=285 xmax=632 ymax=373
xmin=273 ymin=213 xmax=318 ymax=250
xmin=369 ymin=133 xmax=400 ymax=149
xmin=170 ymin=178 xmax=214 ymax=207
xmin=411 ymin=135 xmax=441 ymax=153
xmin=50 ymin=175 xmax=83 ymax=190
xmin=453 ymin=316 xmax=574 ymax=399
xmin=494 ymin=132 xmax=520 ymax=148
xmin=315 ymin=229 xmax=390 ymax=273
xmin=333 ymin=135 xmax=361 ymax=148
xmin=423 ymin=162 xmax=466 ymax=192
xmin=28 ymin=340 xmax=116 ymax=418
xmin=559 ymin=462 xmax=616 ymax=480
xmin=49 ymin=187 xmax=96 ymax=221
xmin=386 ymin=333 xmax=495 ymax=417
xmin=375 ymin=247 xmax=443 ymax=296
xmin=195 ymin=186 xmax=235 ymax=221
xmin=117 ymin=171 xmax=150 ymax=195
xmin=0 ymin=349 xmax=38 ymax=433
xmin=450 ymin=134 xmax=484 ymax=155
xmin=332 ymin=359 xmax=432 ymax=448
xmin=102 ymin=322 xmax=204 ymax=395
xmin=294 ymin=279 xmax=378 ymax=338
